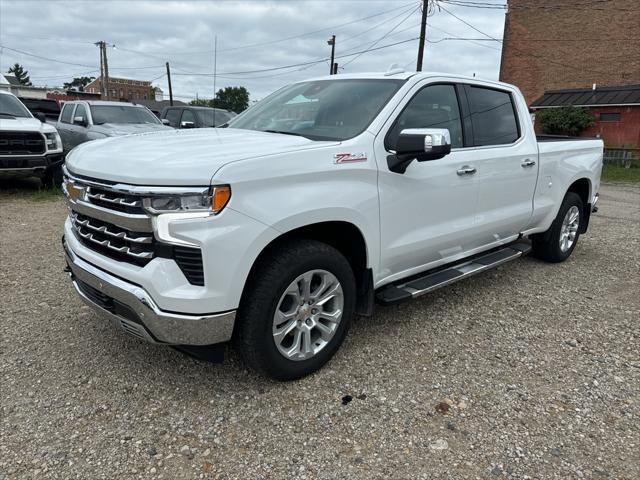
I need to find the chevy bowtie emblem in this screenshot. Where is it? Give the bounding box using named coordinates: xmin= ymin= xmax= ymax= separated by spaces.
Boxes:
xmin=65 ymin=180 xmax=85 ymax=201
xmin=334 ymin=152 xmax=367 ymax=164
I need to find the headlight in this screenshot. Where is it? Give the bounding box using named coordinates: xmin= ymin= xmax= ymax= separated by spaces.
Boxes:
xmin=44 ymin=132 xmax=62 ymax=152
xmin=143 ymin=185 xmax=231 ymax=215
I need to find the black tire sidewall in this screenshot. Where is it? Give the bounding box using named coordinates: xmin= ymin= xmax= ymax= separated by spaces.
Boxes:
xmin=239 ymin=241 xmax=356 ymax=380
xmin=546 ymin=192 xmax=584 ymax=262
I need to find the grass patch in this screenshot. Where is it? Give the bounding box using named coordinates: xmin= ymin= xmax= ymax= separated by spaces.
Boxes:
xmin=602 ymin=165 xmax=640 ymax=183
xmin=0 ymin=187 xmax=63 ymax=202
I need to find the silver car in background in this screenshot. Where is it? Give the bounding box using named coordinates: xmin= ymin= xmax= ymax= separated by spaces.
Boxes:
xmin=56 ymin=101 xmax=172 ymax=153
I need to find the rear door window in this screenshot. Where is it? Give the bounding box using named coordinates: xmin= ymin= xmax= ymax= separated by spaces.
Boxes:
xmin=466 ymin=86 xmax=520 ymax=146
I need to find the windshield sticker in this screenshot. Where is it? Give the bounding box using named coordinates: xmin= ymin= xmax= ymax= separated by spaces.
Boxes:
xmin=334 ymin=152 xmax=368 ymax=164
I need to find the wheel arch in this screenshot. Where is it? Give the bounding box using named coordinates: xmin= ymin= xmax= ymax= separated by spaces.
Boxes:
xmin=240 ymin=220 xmax=374 ymax=320
xmin=567 ymin=177 xmax=592 ymax=233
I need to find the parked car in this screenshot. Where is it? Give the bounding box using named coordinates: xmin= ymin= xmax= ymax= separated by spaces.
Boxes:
xmin=161 ymin=106 xmax=236 ymax=129
xmin=61 ymin=71 xmax=603 ymax=380
xmin=56 ymin=100 xmax=172 ymax=153
xmin=0 ymin=89 xmax=64 ymax=186
xmin=19 ymin=97 xmax=61 ymax=124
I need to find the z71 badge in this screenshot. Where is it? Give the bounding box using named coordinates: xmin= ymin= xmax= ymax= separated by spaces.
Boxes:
xmin=334 ymin=152 xmax=368 ymax=164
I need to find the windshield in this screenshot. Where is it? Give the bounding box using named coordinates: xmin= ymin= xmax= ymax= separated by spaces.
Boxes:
xmin=0 ymin=94 xmax=32 ymax=118
xmin=90 ymin=105 xmax=160 ymax=125
xmin=228 ymin=79 xmax=404 ymax=141
xmin=196 ymin=109 xmax=233 ymax=127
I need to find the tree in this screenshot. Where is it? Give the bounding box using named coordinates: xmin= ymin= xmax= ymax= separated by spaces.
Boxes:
xmin=536 ymin=106 xmax=595 ymax=136
xmin=189 ymin=98 xmax=211 ymax=107
xmin=63 ymin=76 xmax=95 ymax=91
xmin=212 ymin=86 xmax=249 ymax=113
xmin=7 ymin=63 xmax=31 ymax=86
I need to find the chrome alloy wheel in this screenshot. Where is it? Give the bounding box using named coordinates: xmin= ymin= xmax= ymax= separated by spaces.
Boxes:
xmin=559 ymin=205 xmax=580 ymax=253
xmin=272 ymin=269 xmax=344 ymax=361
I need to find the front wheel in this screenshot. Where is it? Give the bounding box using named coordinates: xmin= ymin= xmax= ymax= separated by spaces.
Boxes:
xmin=234 ymin=239 xmax=356 ymax=380
xmin=532 ymin=192 xmax=583 ymax=263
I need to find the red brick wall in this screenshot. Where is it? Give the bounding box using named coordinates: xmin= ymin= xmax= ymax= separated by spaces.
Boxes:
xmin=499 ymin=0 xmax=640 ymax=105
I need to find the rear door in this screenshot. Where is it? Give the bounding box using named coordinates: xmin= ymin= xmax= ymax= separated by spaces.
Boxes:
xmin=463 ymin=84 xmax=538 ymax=242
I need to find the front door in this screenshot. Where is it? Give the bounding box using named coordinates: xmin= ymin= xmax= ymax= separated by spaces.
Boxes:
xmin=375 ymin=82 xmax=483 ymax=285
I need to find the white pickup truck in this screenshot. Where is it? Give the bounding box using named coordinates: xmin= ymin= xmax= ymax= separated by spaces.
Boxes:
xmin=62 ymin=71 xmax=603 ymax=380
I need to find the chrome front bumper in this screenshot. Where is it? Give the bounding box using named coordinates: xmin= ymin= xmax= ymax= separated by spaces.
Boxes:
xmin=63 ymin=237 xmax=236 ymax=345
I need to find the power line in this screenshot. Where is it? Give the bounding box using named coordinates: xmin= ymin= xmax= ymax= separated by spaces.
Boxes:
xmin=0 ymin=45 xmax=97 ymax=68
xmin=172 ymin=37 xmax=419 ymax=78
xmin=343 ymin=5 xmax=420 ymax=68
xmin=133 ymin=2 xmax=416 ymax=57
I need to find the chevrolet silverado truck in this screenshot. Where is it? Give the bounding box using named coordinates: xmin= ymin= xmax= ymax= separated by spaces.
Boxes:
xmin=62 ymin=71 xmax=603 ymax=380
xmin=56 ymin=100 xmax=171 ymax=154
xmin=0 ymin=89 xmax=64 ymax=187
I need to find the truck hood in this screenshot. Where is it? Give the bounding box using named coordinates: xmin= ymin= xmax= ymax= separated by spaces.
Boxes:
xmin=0 ymin=116 xmax=58 ymax=134
xmin=92 ymin=122 xmax=173 ymax=136
xmin=66 ymin=128 xmax=338 ymax=185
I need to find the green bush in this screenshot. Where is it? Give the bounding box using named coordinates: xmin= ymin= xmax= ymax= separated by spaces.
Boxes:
xmin=536 ymin=106 xmax=595 ymax=136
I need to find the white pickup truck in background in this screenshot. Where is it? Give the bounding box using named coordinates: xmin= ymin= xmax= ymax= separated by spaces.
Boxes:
xmin=61 ymin=71 xmax=603 ymax=379
xmin=0 ymin=89 xmax=64 ymax=187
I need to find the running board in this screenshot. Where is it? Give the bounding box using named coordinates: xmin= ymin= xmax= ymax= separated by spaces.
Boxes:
xmin=376 ymin=241 xmax=532 ymax=306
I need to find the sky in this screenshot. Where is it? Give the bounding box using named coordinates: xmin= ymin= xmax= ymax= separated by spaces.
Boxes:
xmin=0 ymin=0 xmax=507 ymax=101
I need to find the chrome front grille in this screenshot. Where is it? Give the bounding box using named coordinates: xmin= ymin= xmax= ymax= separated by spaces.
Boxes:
xmin=86 ymin=186 xmax=145 ymax=214
xmin=71 ymin=212 xmax=154 ymax=264
xmin=64 ymin=170 xmax=206 ymax=285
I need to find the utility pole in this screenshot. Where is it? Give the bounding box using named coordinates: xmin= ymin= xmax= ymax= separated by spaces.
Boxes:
xmin=166 ymin=62 xmax=174 ymax=106
xmin=327 ymin=35 xmax=336 ymax=75
xmin=416 ymin=0 xmax=428 ymax=71
xmin=96 ymin=41 xmax=105 ymax=98
xmin=333 ymin=63 xmax=338 ymax=75
xmin=102 ymin=42 xmax=110 ymax=100
xmin=96 ymin=41 xmax=111 ymax=100
xmin=213 ymin=35 xmax=217 ymax=125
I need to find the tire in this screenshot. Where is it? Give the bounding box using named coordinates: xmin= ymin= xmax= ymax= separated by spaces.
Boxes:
xmin=234 ymin=239 xmax=356 ymax=380
xmin=532 ymin=192 xmax=583 ymax=263
xmin=41 ymin=165 xmax=63 ymax=189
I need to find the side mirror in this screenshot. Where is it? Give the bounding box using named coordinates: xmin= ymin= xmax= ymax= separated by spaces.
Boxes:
xmin=387 ymin=128 xmax=452 ymax=174
xmin=180 ymin=121 xmax=196 ymax=129
xmin=35 ymin=112 xmax=47 ymax=123
xmin=73 ymin=116 xmax=87 ymax=127
xmin=161 ymin=118 xmax=171 ymax=125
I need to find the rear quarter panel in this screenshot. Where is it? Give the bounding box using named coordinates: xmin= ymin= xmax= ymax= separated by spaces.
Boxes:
xmin=524 ymin=139 xmax=603 ymax=234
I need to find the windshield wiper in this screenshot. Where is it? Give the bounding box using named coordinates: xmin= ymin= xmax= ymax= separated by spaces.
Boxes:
xmin=0 ymin=112 xmax=18 ymax=118
xmin=263 ymin=129 xmax=305 ymax=137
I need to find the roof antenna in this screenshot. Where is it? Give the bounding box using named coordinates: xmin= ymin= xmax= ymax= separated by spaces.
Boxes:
xmin=385 ymin=63 xmax=405 ymax=76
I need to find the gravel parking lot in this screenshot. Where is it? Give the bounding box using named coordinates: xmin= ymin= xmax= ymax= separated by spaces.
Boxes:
xmin=1 ymin=182 xmax=638 ymax=480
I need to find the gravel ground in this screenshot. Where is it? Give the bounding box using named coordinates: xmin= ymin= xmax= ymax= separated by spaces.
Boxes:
xmin=1 ymin=182 xmax=638 ymax=479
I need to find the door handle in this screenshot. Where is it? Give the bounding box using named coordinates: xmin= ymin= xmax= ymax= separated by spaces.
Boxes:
xmin=457 ymin=166 xmax=477 ymax=176
xmin=521 ymin=159 xmax=536 ymax=168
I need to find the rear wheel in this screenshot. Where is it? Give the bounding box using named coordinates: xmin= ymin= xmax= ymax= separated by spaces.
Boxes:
xmin=235 ymin=239 xmax=356 ymax=380
xmin=532 ymin=192 xmax=583 ymax=263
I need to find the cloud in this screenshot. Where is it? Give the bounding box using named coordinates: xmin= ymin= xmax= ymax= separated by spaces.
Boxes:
xmin=0 ymin=0 xmax=506 ymax=100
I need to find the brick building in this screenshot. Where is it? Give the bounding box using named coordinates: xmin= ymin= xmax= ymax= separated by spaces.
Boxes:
xmin=499 ymin=0 xmax=640 ymax=106
xmin=85 ymin=76 xmax=153 ymax=102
